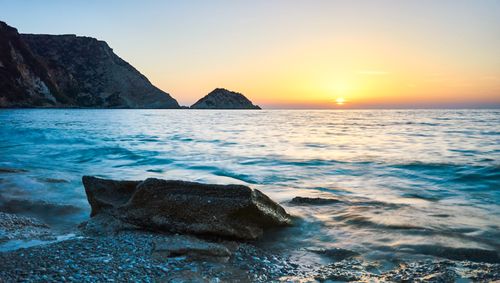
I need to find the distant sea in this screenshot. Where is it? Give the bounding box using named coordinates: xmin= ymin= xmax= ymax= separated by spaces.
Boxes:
xmin=0 ymin=109 xmax=499 ymax=262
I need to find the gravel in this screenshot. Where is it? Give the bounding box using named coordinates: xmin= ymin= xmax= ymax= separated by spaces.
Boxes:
xmin=0 ymin=212 xmax=54 ymax=243
xmin=1 ymin=216 xmax=499 ymax=282
xmin=0 ymin=231 xmax=296 ymax=282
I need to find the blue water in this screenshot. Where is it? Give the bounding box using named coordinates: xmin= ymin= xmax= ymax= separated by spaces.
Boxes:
xmin=0 ymin=109 xmax=499 ymax=262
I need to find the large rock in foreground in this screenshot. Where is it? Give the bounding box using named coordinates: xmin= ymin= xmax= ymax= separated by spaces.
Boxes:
xmin=82 ymin=176 xmax=291 ymax=239
xmin=191 ymin=88 xmax=261 ymax=109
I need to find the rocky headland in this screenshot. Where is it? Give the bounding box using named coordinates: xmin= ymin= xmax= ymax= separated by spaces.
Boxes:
xmin=191 ymin=88 xmax=261 ymax=109
xmin=1 ymin=22 xmax=262 ymax=110
xmin=0 ymin=21 xmax=179 ymax=108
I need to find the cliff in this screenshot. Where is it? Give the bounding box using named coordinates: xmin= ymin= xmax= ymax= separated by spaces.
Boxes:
xmin=0 ymin=21 xmax=179 ymax=108
xmin=191 ymin=88 xmax=261 ymax=109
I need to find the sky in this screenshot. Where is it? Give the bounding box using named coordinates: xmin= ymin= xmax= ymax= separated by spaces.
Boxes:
xmin=1 ymin=0 xmax=499 ymax=108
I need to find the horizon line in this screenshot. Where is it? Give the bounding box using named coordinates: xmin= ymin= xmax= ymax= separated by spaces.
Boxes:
xmin=2 ymin=107 xmax=499 ymax=111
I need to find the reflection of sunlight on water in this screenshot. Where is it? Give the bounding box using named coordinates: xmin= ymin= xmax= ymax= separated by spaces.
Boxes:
xmin=0 ymin=109 xmax=499 ymax=261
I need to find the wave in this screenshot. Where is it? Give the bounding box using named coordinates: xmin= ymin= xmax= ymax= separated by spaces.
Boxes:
xmin=395 ymin=244 xmax=500 ymax=263
xmin=168 ymin=134 xmax=194 ymax=142
xmin=187 ymin=165 xmax=258 ymax=184
xmin=35 ymin=177 xmax=69 ymax=184
xmin=452 ymin=165 xmax=500 ymax=183
xmin=44 ymin=146 xmax=144 ymax=163
xmin=114 ymin=157 xmax=174 ymax=168
xmin=239 ymin=157 xmax=355 ymax=168
xmin=334 ymin=213 xmax=425 ymax=231
xmin=0 ymin=197 xmax=82 ymax=216
xmin=390 ymin=162 xmax=500 ymax=184
xmin=333 ymin=210 xmax=500 ymax=251
xmin=390 ymin=162 xmax=461 ymax=171
xmin=0 ymin=168 xmax=28 ymax=174
xmin=401 ymin=193 xmax=441 ymax=202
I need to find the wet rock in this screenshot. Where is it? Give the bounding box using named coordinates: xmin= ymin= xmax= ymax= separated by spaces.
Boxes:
xmin=0 ymin=168 xmax=28 ymax=174
xmin=309 ymin=247 xmax=360 ymax=261
xmin=152 ymin=235 xmax=233 ymax=262
xmin=37 ymin=178 xmax=69 ymax=184
xmin=381 ymin=260 xmax=458 ymax=282
xmin=314 ymin=260 xmax=364 ymax=282
xmin=290 ymin=196 xmax=341 ymax=205
xmin=82 ymin=176 xmax=292 ymax=239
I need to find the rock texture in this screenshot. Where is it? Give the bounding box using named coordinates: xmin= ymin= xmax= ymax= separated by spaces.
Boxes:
xmin=191 ymin=88 xmax=261 ymax=109
xmin=81 ymin=176 xmax=291 ymax=239
xmin=0 ymin=21 xmax=60 ymax=107
xmin=0 ymin=21 xmax=179 ymax=108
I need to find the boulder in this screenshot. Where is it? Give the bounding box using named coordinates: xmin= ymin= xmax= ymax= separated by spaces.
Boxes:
xmin=308 ymin=248 xmax=360 ymax=261
xmin=82 ymin=176 xmax=292 ymax=239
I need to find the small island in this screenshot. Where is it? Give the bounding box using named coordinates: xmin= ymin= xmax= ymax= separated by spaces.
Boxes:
xmin=191 ymin=88 xmax=261 ymax=110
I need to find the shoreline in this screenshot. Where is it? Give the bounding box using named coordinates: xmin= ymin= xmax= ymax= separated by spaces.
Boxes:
xmin=1 ymin=225 xmax=499 ymax=282
xmin=1 ymin=207 xmax=499 ymax=282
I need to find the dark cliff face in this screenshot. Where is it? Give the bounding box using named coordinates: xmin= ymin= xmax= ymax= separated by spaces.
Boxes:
xmin=0 ymin=21 xmax=179 ymax=108
xmin=0 ymin=22 xmax=62 ymax=107
xmin=191 ymin=88 xmax=261 ymax=109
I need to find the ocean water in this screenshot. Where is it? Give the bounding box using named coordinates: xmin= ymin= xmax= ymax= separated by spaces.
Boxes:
xmin=0 ymin=109 xmax=499 ymax=263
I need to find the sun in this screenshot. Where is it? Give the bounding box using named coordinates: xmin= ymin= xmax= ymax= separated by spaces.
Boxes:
xmin=336 ymin=97 xmax=345 ymax=105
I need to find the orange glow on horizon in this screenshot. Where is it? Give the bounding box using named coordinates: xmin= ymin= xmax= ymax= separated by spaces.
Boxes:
xmin=149 ymin=35 xmax=500 ymax=108
xmin=129 ymin=2 xmax=499 ymax=109
xmin=4 ymin=1 xmax=497 ymax=108
xmin=336 ymin=97 xmax=345 ymax=105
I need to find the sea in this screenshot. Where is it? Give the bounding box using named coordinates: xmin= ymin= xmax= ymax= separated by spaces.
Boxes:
xmin=0 ymin=109 xmax=499 ymax=263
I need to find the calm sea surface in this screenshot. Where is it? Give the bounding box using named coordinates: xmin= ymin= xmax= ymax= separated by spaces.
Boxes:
xmin=0 ymin=109 xmax=499 ymax=262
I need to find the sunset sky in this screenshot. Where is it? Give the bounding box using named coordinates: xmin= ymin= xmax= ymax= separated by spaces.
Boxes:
xmin=2 ymin=0 xmax=499 ymax=108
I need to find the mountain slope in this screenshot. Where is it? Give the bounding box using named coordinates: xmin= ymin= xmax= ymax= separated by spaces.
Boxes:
xmin=0 ymin=21 xmax=63 ymax=106
xmin=0 ymin=21 xmax=179 ymax=108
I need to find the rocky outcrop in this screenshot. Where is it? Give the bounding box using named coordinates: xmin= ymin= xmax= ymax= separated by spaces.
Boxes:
xmin=0 ymin=22 xmax=61 ymax=107
xmin=81 ymin=176 xmax=291 ymax=239
xmin=0 ymin=21 xmax=179 ymax=108
xmin=308 ymin=248 xmax=360 ymax=261
xmin=191 ymin=88 xmax=261 ymax=109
